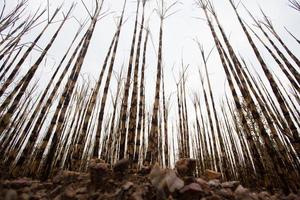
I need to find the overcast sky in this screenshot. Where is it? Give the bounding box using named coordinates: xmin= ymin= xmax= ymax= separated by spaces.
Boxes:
xmin=2 ymin=0 xmax=300 ymax=120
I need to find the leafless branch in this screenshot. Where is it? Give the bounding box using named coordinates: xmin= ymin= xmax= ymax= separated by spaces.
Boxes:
xmin=289 ymin=0 xmax=300 ymax=11
xmin=80 ymin=0 xmax=93 ymax=19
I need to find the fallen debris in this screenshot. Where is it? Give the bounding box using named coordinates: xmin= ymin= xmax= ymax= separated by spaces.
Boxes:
xmin=0 ymin=160 xmax=299 ymax=199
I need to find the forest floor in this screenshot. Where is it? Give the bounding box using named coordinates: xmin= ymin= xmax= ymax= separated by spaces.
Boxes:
xmin=0 ymin=159 xmax=299 ymax=200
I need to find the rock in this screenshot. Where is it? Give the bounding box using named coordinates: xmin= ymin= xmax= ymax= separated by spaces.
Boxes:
xmin=258 ymin=191 xmax=272 ymax=200
xmin=2 ymin=167 xmax=299 ymax=200
xmin=139 ymin=165 xmax=151 ymax=175
xmin=203 ymin=169 xmax=222 ymax=181
xmin=76 ymin=194 xmax=88 ymax=200
xmin=131 ymin=186 xmax=145 ymax=200
xmin=63 ymin=186 xmax=76 ymax=199
xmin=53 ymin=194 xmax=62 ymax=200
xmin=5 ymin=189 xmax=18 ymax=200
xmin=33 ymin=189 xmax=47 ymax=199
xmin=283 ymin=193 xmax=300 ymax=200
xmin=148 ymin=163 xmax=167 ymax=187
xmin=204 ymin=194 xmax=222 ymax=200
xmin=196 ymin=178 xmax=211 ymax=196
xmin=196 ymin=178 xmax=209 ymax=190
xmin=75 ymin=187 xmax=87 ymax=194
xmin=178 ymin=183 xmax=204 ymax=199
xmin=235 ymin=185 xmax=258 ymax=200
xmin=122 ymin=182 xmax=134 ymax=191
xmin=113 ymin=182 xmax=135 ymax=200
xmin=163 ymin=170 xmax=185 ymax=193
xmin=38 ymin=182 xmax=53 ymax=190
xmin=235 ymin=185 xmax=249 ymax=194
xmin=49 ymin=185 xmax=62 ymax=198
xmin=208 ymin=179 xmax=221 ymax=189
xmin=113 ymin=158 xmax=130 ymax=174
xmin=89 ymin=159 xmax=109 ymax=188
xmin=149 ymin=163 xmax=184 ymax=198
xmin=20 ymin=193 xmax=31 ymax=200
xmin=29 ymin=183 xmax=41 ymax=191
xmin=216 ymin=188 xmax=234 ymax=199
xmin=52 ymin=171 xmax=81 ymax=185
xmin=221 ymin=181 xmax=240 ymax=190
xmin=4 ymin=178 xmax=33 ymax=189
xmin=181 ymin=176 xmax=196 ymax=185
xmin=271 ymin=194 xmax=280 ymax=200
xmin=20 ymin=187 xmax=31 ymax=193
xmin=175 ymin=158 xmax=197 ymax=177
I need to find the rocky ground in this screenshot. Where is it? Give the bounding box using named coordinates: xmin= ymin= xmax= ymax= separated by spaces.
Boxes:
xmin=1 ymin=159 xmax=300 ymax=200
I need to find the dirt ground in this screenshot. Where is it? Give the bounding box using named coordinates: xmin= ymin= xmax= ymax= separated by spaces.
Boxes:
xmin=1 ymin=159 xmax=299 ymax=200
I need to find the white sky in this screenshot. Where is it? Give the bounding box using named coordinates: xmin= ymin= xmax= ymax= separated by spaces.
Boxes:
xmin=2 ymin=0 xmax=300 ymax=120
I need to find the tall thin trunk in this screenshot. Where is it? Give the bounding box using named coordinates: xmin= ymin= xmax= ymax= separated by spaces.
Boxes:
xmin=119 ymin=0 xmax=139 ymax=159
xmin=128 ymin=1 xmax=146 ymax=162
xmin=93 ymin=0 xmax=127 ymax=158
xmin=229 ymin=0 xmax=300 ymax=156
xmin=146 ymin=13 xmax=164 ymax=164
xmin=0 ymin=7 xmax=60 ymax=98
xmin=0 ymin=6 xmax=72 ymax=135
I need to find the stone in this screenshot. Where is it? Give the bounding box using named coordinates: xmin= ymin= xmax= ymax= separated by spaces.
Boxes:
xmin=89 ymin=159 xmax=109 ymax=188
xmin=5 ymin=178 xmax=33 ymax=189
xmin=235 ymin=185 xmax=258 ymax=200
xmin=76 ymin=194 xmax=88 ymax=200
xmin=29 ymin=183 xmax=41 ymax=191
xmin=208 ymin=179 xmax=221 ymax=189
xmin=122 ymin=181 xmax=134 ymax=191
xmin=175 ymin=158 xmax=197 ymax=177
xmin=131 ymin=186 xmax=144 ymax=200
xmin=138 ymin=165 xmax=151 ymax=175
xmin=196 ymin=178 xmax=209 ymax=189
xmin=258 ymin=191 xmax=272 ymax=200
xmin=75 ymin=187 xmax=87 ymax=194
xmin=34 ymin=189 xmax=47 ymax=199
xmin=49 ymin=185 xmax=63 ymax=198
xmin=203 ymin=169 xmax=222 ymax=181
xmin=216 ymin=188 xmax=234 ymax=199
xmin=221 ymin=181 xmax=240 ymax=190
xmin=164 ymin=170 xmax=185 ymax=193
xmin=20 ymin=187 xmax=31 ymax=193
xmin=113 ymin=158 xmax=130 ymax=173
xmin=148 ymin=163 xmax=167 ymax=187
xmin=283 ymin=193 xmax=300 ymax=200
xmin=52 ymin=170 xmax=81 ymax=185
xmin=5 ymin=189 xmax=18 ymax=200
xmin=53 ymin=194 xmax=62 ymax=200
xmin=63 ymin=186 xmax=76 ymax=200
xmin=149 ymin=163 xmax=184 ymax=198
xmin=235 ymin=185 xmax=249 ymax=194
xmin=205 ymin=194 xmax=222 ymax=200
xmin=196 ymin=178 xmax=211 ymax=196
xmin=20 ymin=193 xmax=31 ymax=200
xmin=178 ymin=183 xmax=204 ymax=200
xmin=182 ymin=176 xmax=196 ymax=185
xmin=271 ymin=194 xmax=280 ymax=200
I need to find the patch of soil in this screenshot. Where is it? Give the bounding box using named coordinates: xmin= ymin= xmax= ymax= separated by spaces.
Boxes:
xmin=0 ymin=159 xmax=299 ymax=200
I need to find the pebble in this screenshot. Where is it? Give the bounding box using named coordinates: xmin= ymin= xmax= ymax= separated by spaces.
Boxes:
xmin=221 ymin=181 xmax=240 ymax=190
xmin=179 ymin=183 xmax=204 ymax=199
xmin=5 ymin=189 xmax=18 ymax=200
xmin=89 ymin=159 xmax=109 ymax=188
xmin=208 ymin=179 xmax=221 ymax=189
xmin=0 ymin=167 xmax=299 ymax=200
xmin=204 ymin=169 xmax=222 ymax=181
